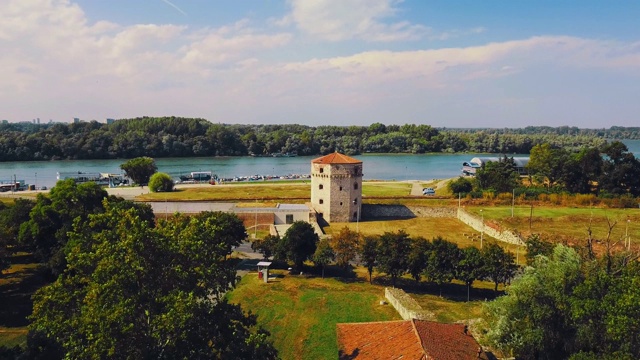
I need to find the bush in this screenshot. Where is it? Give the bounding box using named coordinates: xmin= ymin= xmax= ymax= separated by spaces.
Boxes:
xmin=448 ymin=176 xmax=473 ymax=195
xmin=148 ymin=172 xmax=174 ymax=192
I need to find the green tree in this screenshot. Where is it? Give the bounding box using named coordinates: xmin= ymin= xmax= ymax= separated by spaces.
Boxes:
xmin=598 ymin=141 xmax=640 ymax=196
xmin=18 ymin=179 xmax=108 ymax=274
xmin=525 ymin=234 xmax=554 ymax=265
xmin=28 ymin=204 xmax=276 ymax=359
xmin=313 ymin=238 xmax=335 ymax=278
xmin=456 ymin=246 xmax=485 ymax=301
xmin=562 ymin=147 xmax=602 ymax=194
xmin=251 ymin=234 xmax=279 ymax=260
xmin=120 ymin=156 xmax=157 ymax=185
xmin=527 ymin=143 xmax=569 ymax=188
xmin=330 ymin=226 xmax=359 ymax=268
xmin=571 ymin=262 xmax=640 ymax=358
xmin=448 ymin=176 xmax=473 ymax=195
xmin=376 ymin=230 xmax=411 ymax=287
xmin=407 ymin=237 xmax=430 ymax=283
xmin=148 ymin=172 xmax=174 ymax=192
xmin=0 ymin=199 xmax=35 ymax=271
xmin=280 ymin=221 xmax=319 ymax=270
xmin=475 ymin=156 xmax=520 ymax=193
xmin=359 ymin=235 xmax=378 ymax=284
xmin=482 ymin=243 xmax=518 ymax=292
xmin=484 ymin=245 xmax=582 ymax=359
xmin=424 ymin=237 xmax=460 ymax=296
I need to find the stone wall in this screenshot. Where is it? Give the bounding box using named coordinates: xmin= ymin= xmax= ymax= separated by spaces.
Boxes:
xmin=456 ymin=208 xmax=524 ymax=245
xmin=363 ymin=205 xmax=456 ymax=219
xmin=385 ymin=288 xmax=434 ymax=321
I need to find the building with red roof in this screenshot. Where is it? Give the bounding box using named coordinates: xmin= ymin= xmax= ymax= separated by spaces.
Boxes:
xmin=311 ymin=152 xmax=363 ymax=223
xmin=337 ymin=319 xmax=489 ymax=360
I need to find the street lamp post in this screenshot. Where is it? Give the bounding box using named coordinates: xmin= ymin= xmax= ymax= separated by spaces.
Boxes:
xmin=353 ymin=199 xmax=359 ymax=234
xmin=480 ymin=209 xmax=484 ymax=249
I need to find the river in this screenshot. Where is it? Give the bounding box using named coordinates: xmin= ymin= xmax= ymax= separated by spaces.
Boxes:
xmin=2 ymin=140 xmax=639 ymax=189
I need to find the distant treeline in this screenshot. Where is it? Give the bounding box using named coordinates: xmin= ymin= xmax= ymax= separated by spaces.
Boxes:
xmin=1 ymin=117 xmax=634 ymax=161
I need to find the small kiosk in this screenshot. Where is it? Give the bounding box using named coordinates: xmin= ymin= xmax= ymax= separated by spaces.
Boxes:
xmin=257 ymin=261 xmax=272 ymax=283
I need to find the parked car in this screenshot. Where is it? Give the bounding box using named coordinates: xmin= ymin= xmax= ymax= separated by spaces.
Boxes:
xmin=422 ymin=187 xmax=436 ymax=196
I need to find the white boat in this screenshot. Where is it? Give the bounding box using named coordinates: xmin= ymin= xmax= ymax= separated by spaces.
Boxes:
xmin=57 ymin=172 xmax=128 ymax=187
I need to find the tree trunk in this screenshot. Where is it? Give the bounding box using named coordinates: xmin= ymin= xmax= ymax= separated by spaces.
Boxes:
xmin=368 ymin=270 xmax=372 ymax=284
xmin=467 ymin=282 xmax=470 ymax=302
xmin=494 ymin=281 xmax=499 ymax=292
xmin=321 ymin=265 xmax=325 ymax=279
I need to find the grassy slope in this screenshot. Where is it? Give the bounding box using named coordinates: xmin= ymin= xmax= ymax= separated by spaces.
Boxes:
xmin=227 ymin=270 xmax=400 ymax=360
xmin=466 ymin=206 xmax=640 ymax=244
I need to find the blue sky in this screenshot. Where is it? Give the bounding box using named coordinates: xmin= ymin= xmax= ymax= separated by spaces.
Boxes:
xmin=1 ymin=0 xmax=639 ymax=127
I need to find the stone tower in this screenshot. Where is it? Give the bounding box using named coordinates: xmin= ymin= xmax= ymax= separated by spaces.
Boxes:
xmin=310 ymin=152 xmax=363 ymax=223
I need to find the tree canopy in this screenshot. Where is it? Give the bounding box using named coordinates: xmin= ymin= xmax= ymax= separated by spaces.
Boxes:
xmin=148 ymin=172 xmax=174 ymax=192
xmin=120 ymin=156 xmax=157 ymax=185
xmin=28 ymin=205 xmax=277 ymax=359
xmin=279 ymin=221 xmax=319 ymax=270
xmin=0 ymin=117 xmax=616 ymax=161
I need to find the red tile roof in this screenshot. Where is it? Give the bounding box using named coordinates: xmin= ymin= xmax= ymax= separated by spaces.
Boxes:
xmin=337 ymin=320 xmax=426 ymax=360
xmin=312 ymin=152 xmax=362 ymax=164
xmin=413 ymin=320 xmax=487 ymax=360
xmin=337 ymin=319 xmax=488 ymax=360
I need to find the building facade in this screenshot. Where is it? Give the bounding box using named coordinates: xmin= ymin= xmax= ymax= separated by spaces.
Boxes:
xmin=310 ymin=152 xmax=363 ymax=223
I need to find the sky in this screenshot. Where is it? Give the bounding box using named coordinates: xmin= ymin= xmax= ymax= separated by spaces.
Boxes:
xmin=1 ymin=0 xmax=639 ymax=128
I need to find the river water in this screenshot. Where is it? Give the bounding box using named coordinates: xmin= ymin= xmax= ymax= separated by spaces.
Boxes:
xmin=2 ymin=140 xmax=639 ymax=189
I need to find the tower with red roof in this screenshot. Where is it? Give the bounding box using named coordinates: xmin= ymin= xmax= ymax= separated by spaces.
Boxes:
xmin=310 ymin=152 xmax=363 ymax=223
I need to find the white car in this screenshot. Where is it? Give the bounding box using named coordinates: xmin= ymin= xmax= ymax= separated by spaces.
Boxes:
xmin=422 ymin=187 xmax=435 ymax=196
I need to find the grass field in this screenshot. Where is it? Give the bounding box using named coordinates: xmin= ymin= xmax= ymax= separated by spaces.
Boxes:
xmin=227 ymin=265 xmax=500 ymax=360
xmin=361 ymin=182 xmax=412 ymax=197
xmin=227 ymin=269 xmax=400 ymax=360
xmin=465 ymin=206 xmax=640 ymax=245
xmin=323 ymin=217 xmax=527 ymax=264
xmin=139 ymin=181 xmax=426 ymax=202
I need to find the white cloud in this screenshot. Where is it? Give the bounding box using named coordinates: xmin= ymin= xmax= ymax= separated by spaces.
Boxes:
xmin=285 ymin=0 xmax=427 ymax=42
xmin=1 ymin=0 xmax=639 ymax=127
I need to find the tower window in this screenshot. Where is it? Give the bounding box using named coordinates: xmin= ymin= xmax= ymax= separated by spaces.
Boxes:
xmin=354 ymin=183 xmax=358 ymax=190
xmin=319 ymin=184 xmax=323 ymax=190
xmin=340 ymin=202 xmax=343 ymax=206
xmin=353 ymin=198 xmax=358 ymax=205
xmin=319 ymin=199 xmax=324 ymax=204
xmin=319 ymin=167 xmax=324 ymax=173
xmin=339 ymin=186 xmax=343 ymax=191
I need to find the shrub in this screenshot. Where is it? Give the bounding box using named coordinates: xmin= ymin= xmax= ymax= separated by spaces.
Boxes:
xmin=448 ymin=176 xmax=473 ymax=195
xmin=149 ymin=172 xmax=174 ymax=192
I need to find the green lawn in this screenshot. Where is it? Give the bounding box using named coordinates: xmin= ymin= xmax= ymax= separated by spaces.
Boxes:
xmin=227 ymin=269 xmax=400 ymax=360
xmin=323 ymin=217 xmax=527 ymax=264
xmin=465 ymin=206 xmax=640 ymax=244
xmin=139 ymin=184 xmax=311 ymax=202
xmin=362 ymin=182 xmax=412 ymax=197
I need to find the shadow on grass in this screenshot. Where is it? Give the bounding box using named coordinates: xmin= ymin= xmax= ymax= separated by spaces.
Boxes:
xmin=0 ymin=265 xmax=50 ymax=328
xmin=9 ymin=253 xmax=37 ymax=265
xmin=372 ymin=276 xmax=503 ymax=302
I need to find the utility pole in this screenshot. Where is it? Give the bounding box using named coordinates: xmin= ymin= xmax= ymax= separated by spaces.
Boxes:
xmin=480 ymin=209 xmax=484 ymax=249
xmin=626 ymin=218 xmax=630 ymax=250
